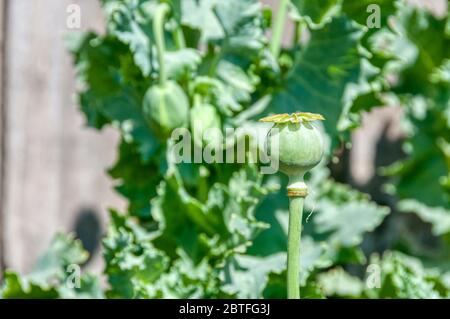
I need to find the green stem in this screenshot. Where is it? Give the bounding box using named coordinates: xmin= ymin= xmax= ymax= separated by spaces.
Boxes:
xmin=287 ymin=196 xmax=303 ymax=299
xmin=286 ymin=173 xmax=307 ymax=299
xmin=292 ymin=19 xmax=304 ymax=46
xmin=270 ymin=0 xmax=289 ymax=57
xmin=207 ymin=48 xmax=222 ymax=76
xmin=197 ymin=166 xmax=209 ymax=203
xmin=154 ymin=3 xmax=170 ymax=86
xmin=173 ymin=26 xmax=186 ymax=49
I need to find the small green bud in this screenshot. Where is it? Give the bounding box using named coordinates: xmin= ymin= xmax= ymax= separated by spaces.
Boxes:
xmin=143 ymin=81 xmax=189 ymax=137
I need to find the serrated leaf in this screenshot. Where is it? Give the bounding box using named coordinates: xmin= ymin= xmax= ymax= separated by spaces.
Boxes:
xmin=70 ymin=34 xmax=160 ymax=160
xmin=341 ymin=0 xmax=396 ymax=29
xmin=384 ymin=100 xmax=450 ymax=208
xmin=290 ymin=0 xmax=340 ymax=27
xmin=213 ymin=0 xmax=265 ymax=53
xmin=317 ymin=267 xmax=364 ymax=297
xmin=398 ymin=199 xmax=450 ymax=236
xmin=269 ymin=16 xmax=381 ymax=146
xmin=1 ymin=272 xmax=59 ymax=299
xmin=222 ymin=253 xmax=286 ymax=298
xmin=108 ymin=141 xmax=161 ymax=219
xmin=366 ymin=252 xmax=447 ymax=298
xmin=103 ymin=210 xmax=169 ymax=298
xmin=101 ymin=0 xmax=157 ymax=76
xmin=165 ymin=48 xmax=202 ymax=80
xmin=313 ymin=200 xmax=389 ymax=247
xmin=392 ymin=3 xmax=450 ymax=94
xmin=180 ymin=0 xmax=224 ymax=42
xmin=1 ymin=234 xmax=101 ymax=299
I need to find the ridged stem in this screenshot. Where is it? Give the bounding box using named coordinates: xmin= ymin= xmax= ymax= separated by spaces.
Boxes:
xmin=173 ymin=26 xmax=186 ymax=49
xmin=287 ymin=173 xmax=307 ymax=299
xmin=292 ymin=19 xmax=304 ymax=46
xmin=270 ymin=0 xmax=289 ymax=57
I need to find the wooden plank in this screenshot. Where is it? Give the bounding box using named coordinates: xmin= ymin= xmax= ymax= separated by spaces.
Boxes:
xmin=350 ymin=106 xmax=404 ymax=186
xmin=2 ymin=0 xmax=125 ymax=274
xmin=0 ymin=0 xmax=6 ymax=278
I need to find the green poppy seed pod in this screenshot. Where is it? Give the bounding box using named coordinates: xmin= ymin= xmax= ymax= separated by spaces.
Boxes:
xmin=143 ymin=80 xmax=189 ymax=137
xmin=261 ymin=112 xmax=325 ymax=197
xmin=268 ymin=122 xmax=324 ymax=175
xmin=190 ymin=96 xmax=221 ymax=147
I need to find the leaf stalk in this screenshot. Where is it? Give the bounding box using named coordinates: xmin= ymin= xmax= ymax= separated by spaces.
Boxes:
xmin=270 ymin=0 xmax=289 ymax=57
xmin=287 ymin=173 xmax=307 ymax=299
xmin=154 ymin=3 xmax=170 ymax=86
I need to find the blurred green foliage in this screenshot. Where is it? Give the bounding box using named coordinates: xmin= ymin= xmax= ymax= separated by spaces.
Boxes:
xmin=1 ymin=0 xmax=450 ymax=298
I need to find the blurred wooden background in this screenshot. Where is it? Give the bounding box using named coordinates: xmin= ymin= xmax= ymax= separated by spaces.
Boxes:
xmin=0 ymin=0 xmax=125 ymax=276
xmin=0 ymin=0 xmax=445 ymax=279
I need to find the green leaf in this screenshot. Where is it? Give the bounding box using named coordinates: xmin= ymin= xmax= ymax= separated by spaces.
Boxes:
xmin=180 ymin=0 xmax=224 ymax=42
xmin=307 ymin=165 xmax=390 ymax=248
xmin=145 ymin=250 xmax=219 ymax=298
xmin=104 ymin=210 xmax=223 ymax=298
xmin=109 ymin=141 xmax=161 ymax=219
xmin=1 ymin=272 xmax=59 ymax=299
xmin=317 ymin=267 xmax=364 ymax=297
xmin=290 ymin=0 xmax=339 ymax=27
xmin=151 ymin=165 xmax=271 ymax=262
xmin=213 ymin=0 xmax=265 ymax=53
xmin=222 ymin=253 xmax=286 ymax=298
xmin=1 ymin=234 xmax=102 ymax=299
xmin=341 ymin=0 xmax=396 ymax=29
xmin=253 ymin=162 xmax=388 ymax=282
xmin=216 ymin=60 xmax=255 ymax=104
xmin=250 ymin=188 xmax=290 ymax=257
xmin=378 ymin=4 xmax=450 ymax=233
xmin=58 ymin=274 xmax=104 ymax=299
xmin=101 ymin=0 xmax=157 ymax=76
xmin=103 ymin=210 xmax=169 ymax=298
xmin=299 ymin=236 xmax=332 ymax=284
xmin=165 ymin=48 xmax=202 ymax=80
xmin=384 ymin=100 xmax=450 ymax=208
xmin=391 ymin=3 xmax=450 ymax=94
xmin=270 ymin=16 xmax=381 ymax=145
xmin=398 ymin=199 xmax=450 ymax=236
xmin=313 ymin=199 xmax=389 ymax=247
xmin=33 ymin=234 xmax=89 ymax=273
xmin=366 ymin=251 xmax=448 ymax=298
xmin=190 ymin=76 xmax=244 ymax=115
xmin=179 ymin=0 xmax=266 ymax=57
xmin=57 ymin=0 xmax=450 ymax=299
xmin=262 ymin=267 xmax=328 ymax=299
xmin=70 ymin=34 xmax=160 ymax=160
xmin=151 ymin=169 xmax=220 ymax=261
